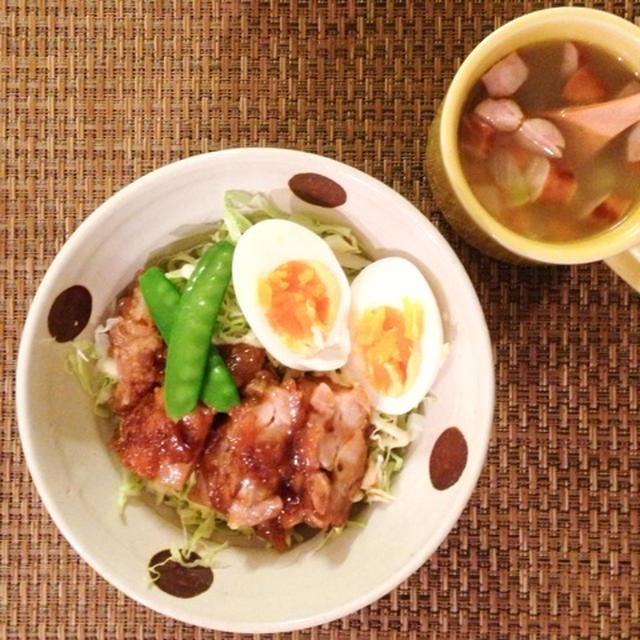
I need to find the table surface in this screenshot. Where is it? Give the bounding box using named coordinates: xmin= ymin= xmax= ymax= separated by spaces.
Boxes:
xmin=2 ymin=1 xmax=639 ymax=638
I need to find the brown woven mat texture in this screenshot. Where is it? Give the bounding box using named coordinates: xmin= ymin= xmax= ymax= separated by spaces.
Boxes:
xmin=2 ymin=0 xmax=639 ymax=638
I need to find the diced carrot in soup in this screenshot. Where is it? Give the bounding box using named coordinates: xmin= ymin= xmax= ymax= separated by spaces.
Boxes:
xmin=459 ymin=113 xmax=497 ymax=160
xmin=538 ymin=164 xmax=576 ymax=206
xmin=588 ymin=193 xmax=631 ymax=226
xmin=525 ymin=157 xmax=577 ymax=206
xmin=457 ymin=40 xmax=640 ymax=242
xmin=562 ymin=66 xmax=608 ymax=104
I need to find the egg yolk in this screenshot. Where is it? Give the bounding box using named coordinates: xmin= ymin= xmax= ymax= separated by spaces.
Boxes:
xmin=258 ymin=260 xmax=337 ymax=353
xmin=356 ymin=298 xmax=423 ymax=396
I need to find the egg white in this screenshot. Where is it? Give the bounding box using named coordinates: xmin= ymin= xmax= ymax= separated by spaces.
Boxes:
xmin=344 ymin=256 xmax=444 ymax=415
xmin=232 ymin=219 xmax=351 ymax=371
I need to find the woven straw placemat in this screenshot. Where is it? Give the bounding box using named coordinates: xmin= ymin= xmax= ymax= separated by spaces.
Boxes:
xmin=2 ymin=1 xmax=639 ymax=638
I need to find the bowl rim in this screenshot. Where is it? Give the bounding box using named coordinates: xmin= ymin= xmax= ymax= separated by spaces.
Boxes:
xmin=16 ymin=147 xmax=495 ymax=632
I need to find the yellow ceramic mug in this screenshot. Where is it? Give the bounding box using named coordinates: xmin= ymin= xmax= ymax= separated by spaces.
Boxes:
xmin=426 ymin=7 xmax=640 ymax=291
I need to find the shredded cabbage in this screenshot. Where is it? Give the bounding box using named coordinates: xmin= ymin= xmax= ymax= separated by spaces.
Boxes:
xmin=117 ymin=468 xmax=145 ymax=513
xmin=314 ymin=519 xmax=366 ymax=551
xmin=65 ymin=336 xmax=117 ymax=417
xmin=148 ymin=540 xmax=228 ymax=584
xmin=358 ymin=410 xmax=414 ymax=503
xmin=123 ymin=468 xmax=231 ymax=569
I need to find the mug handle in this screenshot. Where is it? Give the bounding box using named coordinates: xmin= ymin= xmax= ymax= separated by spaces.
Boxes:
xmin=604 ymin=244 xmax=640 ymax=292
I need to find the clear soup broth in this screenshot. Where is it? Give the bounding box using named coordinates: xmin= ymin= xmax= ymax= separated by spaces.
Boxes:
xmin=458 ymin=40 xmax=640 ymax=243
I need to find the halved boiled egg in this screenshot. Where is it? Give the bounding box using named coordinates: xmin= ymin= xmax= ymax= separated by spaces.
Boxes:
xmin=232 ymin=219 xmax=351 ymax=371
xmin=344 ymin=257 xmax=444 ymax=415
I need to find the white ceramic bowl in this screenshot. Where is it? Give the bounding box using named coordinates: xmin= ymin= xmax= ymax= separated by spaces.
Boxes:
xmin=16 ymin=148 xmax=494 ymax=632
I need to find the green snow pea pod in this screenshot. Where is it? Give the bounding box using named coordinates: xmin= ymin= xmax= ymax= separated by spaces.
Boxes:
xmin=139 ymin=260 xmax=240 ymax=414
xmin=138 ymin=266 xmax=181 ymax=343
xmin=201 ymin=345 xmax=241 ymax=412
xmin=164 ymin=241 xmax=235 ymax=420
